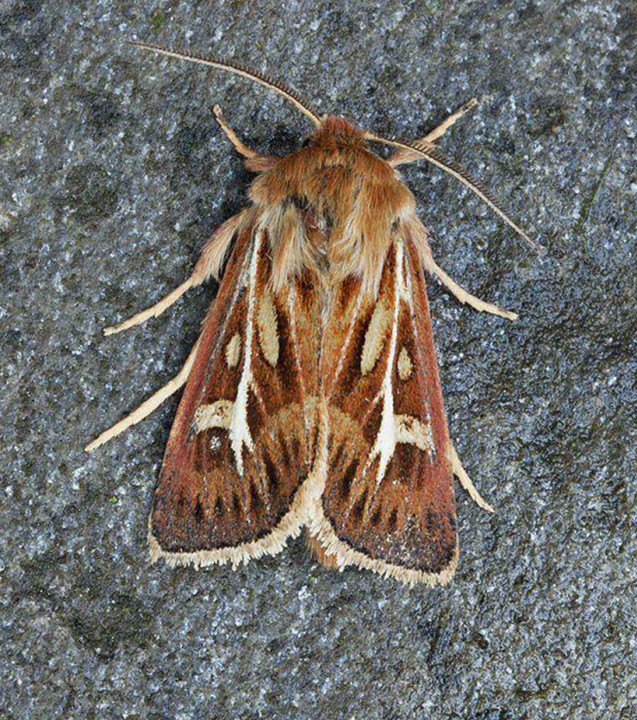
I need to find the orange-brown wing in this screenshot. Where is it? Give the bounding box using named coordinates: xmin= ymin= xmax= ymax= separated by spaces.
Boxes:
xmin=309 ymin=241 xmax=457 ymax=586
xmin=150 ymin=224 xmax=322 ymax=567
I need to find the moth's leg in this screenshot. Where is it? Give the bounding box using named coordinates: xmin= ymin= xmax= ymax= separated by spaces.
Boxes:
xmin=449 ymin=445 xmax=494 ymax=513
xmin=103 ymin=212 xmax=244 ymax=336
xmin=421 ymin=98 xmax=478 ymax=144
xmin=85 ymin=337 xmax=201 ymax=452
xmin=213 ymin=104 xmax=261 ymax=159
xmin=428 ymin=256 xmax=518 ymax=320
xmin=388 ymin=98 xmax=478 ymax=167
xmin=418 ymin=233 xmax=517 ymax=320
xmin=103 ymin=278 xmax=196 ymax=336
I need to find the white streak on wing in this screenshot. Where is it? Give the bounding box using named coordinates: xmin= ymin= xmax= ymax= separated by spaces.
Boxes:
xmin=402 ymin=248 xmax=435 ymax=460
xmin=229 ymin=233 xmax=261 ymax=475
xmin=369 ymin=243 xmax=403 ymax=486
xmin=195 ymin=234 xmax=261 ymax=475
xmin=397 ymin=245 xmax=410 ymax=303
xmin=373 ymin=370 xmax=397 ymax=486
xmin=368 ymin=244 xmax=435 ymax=487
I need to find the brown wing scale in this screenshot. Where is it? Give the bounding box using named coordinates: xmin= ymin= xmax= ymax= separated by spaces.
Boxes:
xmin=308 ymin=242 xmax=458 ymax=586
xmin=150 ymin=222 xmax=323 ymax=567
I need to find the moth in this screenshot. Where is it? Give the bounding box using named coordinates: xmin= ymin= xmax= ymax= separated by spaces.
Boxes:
xmin=87 ymin=42 xmax=539 ymax=586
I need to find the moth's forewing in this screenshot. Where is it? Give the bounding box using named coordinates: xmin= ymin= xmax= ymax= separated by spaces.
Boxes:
xmin=150 ymin=225 xmax=322 ymax=566
xmin=309 ymin=242 xmax=457 ymax=586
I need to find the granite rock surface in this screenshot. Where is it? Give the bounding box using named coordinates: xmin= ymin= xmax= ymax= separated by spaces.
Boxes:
xmin=1 ymin=1 xmax=635 ymax=718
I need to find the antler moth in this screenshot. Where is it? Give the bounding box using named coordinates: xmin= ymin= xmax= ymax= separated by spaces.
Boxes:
xmin=87 ymin=43 xmax=538 ymax=586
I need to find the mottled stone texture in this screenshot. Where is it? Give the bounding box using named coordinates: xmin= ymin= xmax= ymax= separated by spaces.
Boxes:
xmin=1 ymin=1 xmax=635 ymax=718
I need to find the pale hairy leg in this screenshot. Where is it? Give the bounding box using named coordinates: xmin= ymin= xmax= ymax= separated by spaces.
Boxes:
xmin=388 ymin=98 xmax=478 ymax=167
xmin=213 ymin=104 xmax=261 ymax=159
xmin=85 ymin=337 xmax=201 ymax=451
xmin=103 ymin=211 xmax=245 ymax=335
xmin=450 ymin=445 xmax=494 ymax=513
xmin=410 ymin=217 xmax=518 ymax=320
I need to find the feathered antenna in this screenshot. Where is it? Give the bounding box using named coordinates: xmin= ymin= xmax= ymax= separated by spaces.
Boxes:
xmin=364 ymin=131 xmax=542 ymax=251
xmin=130 ymin=42 xmax=537 ymax=249
xmin=128 ymin=41 xmax=322 ymax=127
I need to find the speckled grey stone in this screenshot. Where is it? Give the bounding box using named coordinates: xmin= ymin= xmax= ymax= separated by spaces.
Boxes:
xmin=1 ymin=1 xmax=636 ymax=718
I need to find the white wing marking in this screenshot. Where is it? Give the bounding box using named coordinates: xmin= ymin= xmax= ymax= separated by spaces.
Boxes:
xmin=194 ymin=233 xmax=262 ymax=476
xmin=367 ymin=243 xmax=435 ymax=489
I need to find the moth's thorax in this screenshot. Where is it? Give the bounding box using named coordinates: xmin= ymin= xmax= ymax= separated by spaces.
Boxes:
xmin=249 ymin=116 xmax=416 ymax=291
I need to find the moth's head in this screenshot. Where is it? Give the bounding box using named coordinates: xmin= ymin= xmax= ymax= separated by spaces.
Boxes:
xmin=302 ymin=116 xmax=368 ymax=151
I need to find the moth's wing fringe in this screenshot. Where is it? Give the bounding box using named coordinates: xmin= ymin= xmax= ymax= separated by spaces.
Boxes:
xmin=306 ymin=509 xmax=459 ymax=588
xmin=148 ymin=399 xmax=330 ymax=570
